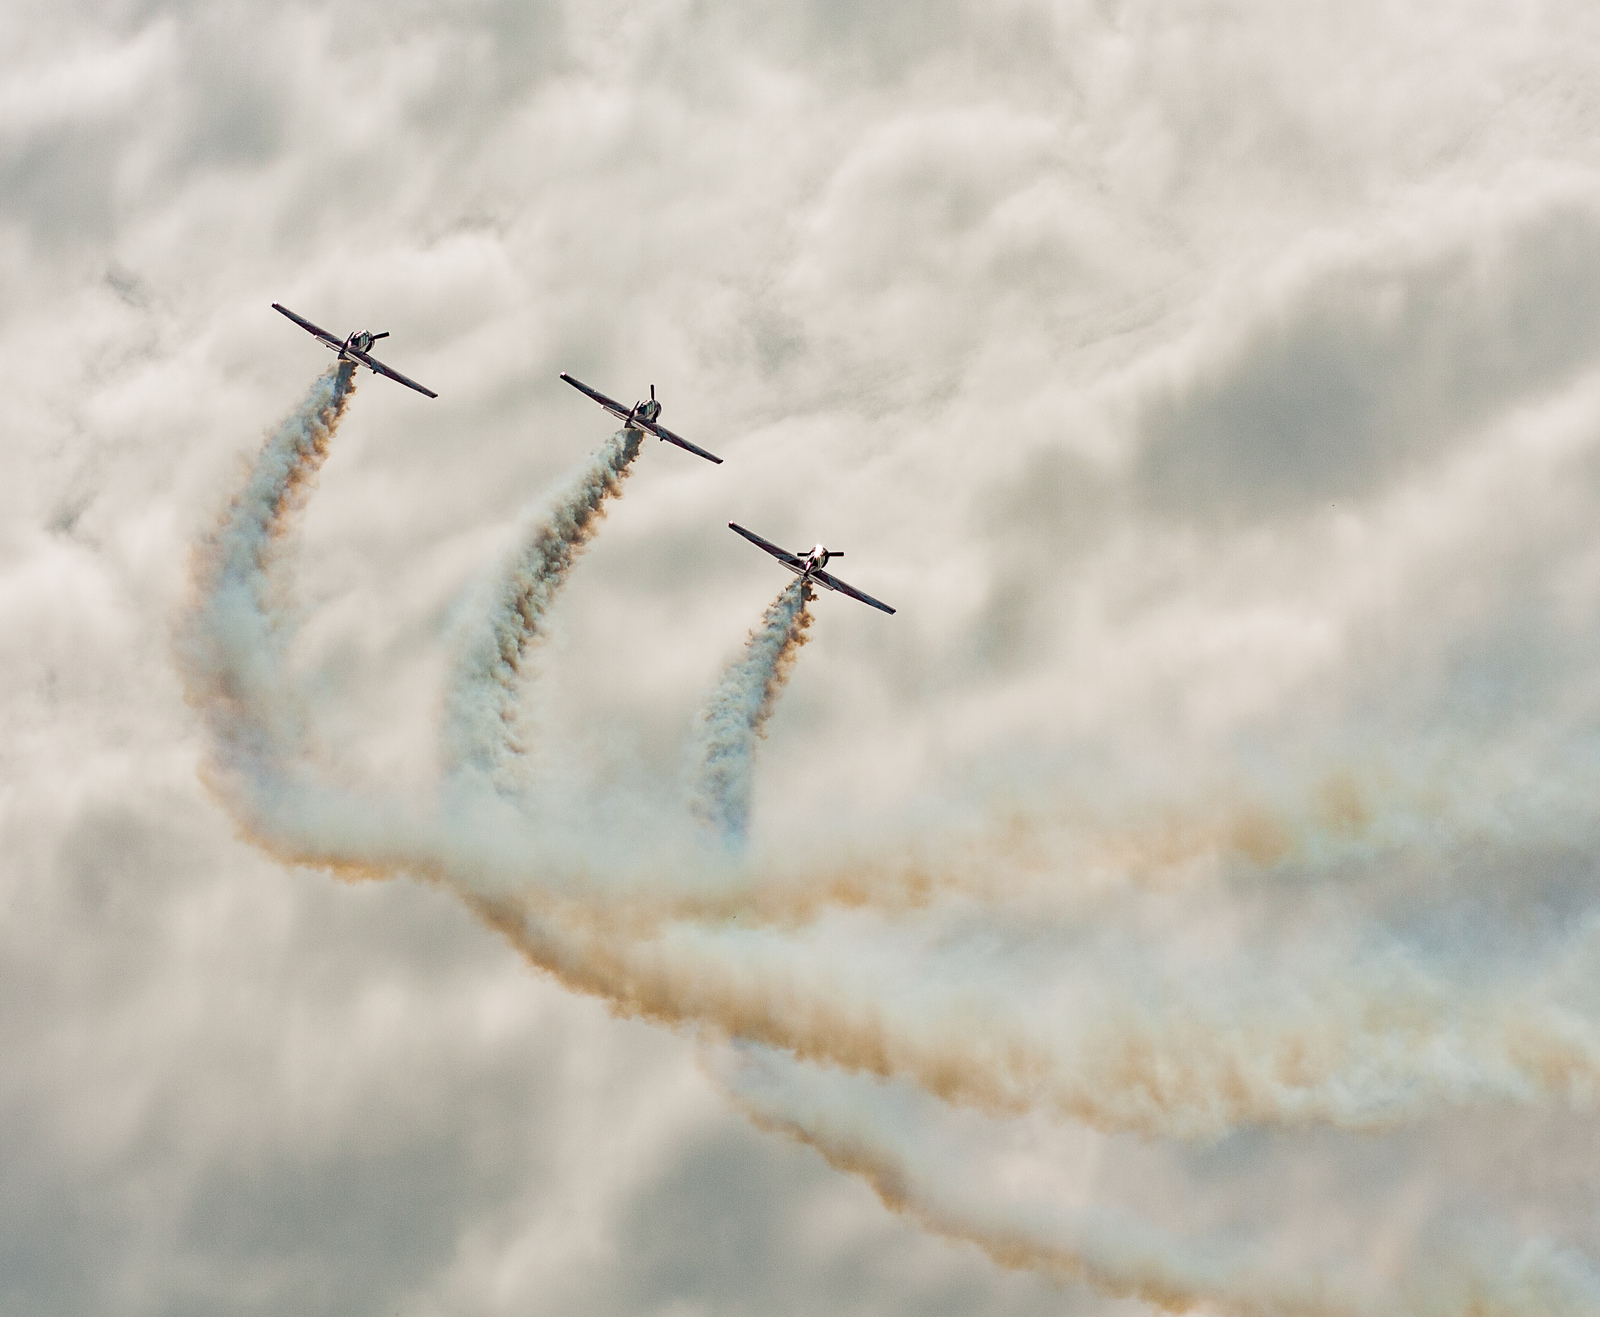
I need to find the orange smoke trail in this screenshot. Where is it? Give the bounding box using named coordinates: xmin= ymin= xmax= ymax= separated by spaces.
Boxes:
xmin=718 ymin=1049 xmax=1600 ymax=1317
xmin=732 ymin=1100 xmax=1313 ymax=1316
xmin=173 ymin=364 xmax=1600 ymax=1179
xmin=452 ymin=877 xmax=1600 ymax=1143
xmin=443 ymin=426 xmax=644 ymax=786
xmin=597 ymin=777 xmax=1369 ymax=935
xmin=691 ymin=578 xmax=814 ymax=845
xmin=178 ymin=363 xmax=357 ymax=783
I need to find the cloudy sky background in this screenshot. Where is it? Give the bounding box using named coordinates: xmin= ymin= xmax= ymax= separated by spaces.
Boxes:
xmin=11 ymin=0 xmax=1600 ymax=1313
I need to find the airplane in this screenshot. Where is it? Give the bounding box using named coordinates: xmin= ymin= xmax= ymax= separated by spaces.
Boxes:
xmin=728 ymin=522 xmax=896 ymax=615
xmin=559 ymin=372 xmax=722 ymax=464
xmin=272 ymin=303 xmax=437 ymax=398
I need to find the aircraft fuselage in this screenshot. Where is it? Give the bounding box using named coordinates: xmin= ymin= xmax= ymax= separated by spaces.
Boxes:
xmin=789 ymin=545 xmax=841 ymax=591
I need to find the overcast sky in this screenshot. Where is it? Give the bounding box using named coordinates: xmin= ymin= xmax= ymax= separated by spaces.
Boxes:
xmin=9 ymin=1 xmax=1600 ymax=1314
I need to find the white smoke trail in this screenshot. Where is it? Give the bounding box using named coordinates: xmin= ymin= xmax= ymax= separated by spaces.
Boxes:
xmin=691 ymin=579 xmax=813 ymax=846
xmin=718 ymin=1045 xmax=1356 ymax=1316
xmin=177 ymin=402 xmax=673 ymax=890
xmin=172 ymin=369 xmax=1600 ymax=1308
xmin=717 ymin=1045 xmax=1600 ymax=1317
xmin=459 ymin=859 xmax=1600 ymax=1145
xmin=173 ymin=394 xmax=1600 ymax=1147
xmin=178 ymin=363 xmax=357 ymax=803
xmin=442 ymin=427 xmax=644 ymax=790
xmin=175 ymin=401 xmax=1600 ymax=1149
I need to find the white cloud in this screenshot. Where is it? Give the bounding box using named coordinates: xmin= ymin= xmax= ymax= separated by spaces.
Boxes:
xmin=9 ymin=1 xmax=1600 ymax=1313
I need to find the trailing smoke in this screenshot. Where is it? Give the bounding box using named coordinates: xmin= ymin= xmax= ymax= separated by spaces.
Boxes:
xmin=456 ymin=874 xmax=1600 ymax=1146
xmin=720 ymin=1046 xmax=1349 ymax=1316
xmin=176 ymin=391 xmax=1600 ymax=1147
xmin=718 ymin=1046 xmax=1600 ymax=1317
xmin=442 ymin=427 xmax=644 ymax=790
xmin=178 ymin=363 xmax=357 ymax=801
xmin=174 ymin=372 xmax=1600 ymax=1311
xmin=691 ymin=578 xmax=813 ymax=845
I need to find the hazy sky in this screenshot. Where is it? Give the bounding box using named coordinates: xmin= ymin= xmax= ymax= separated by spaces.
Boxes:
xmin=10 ymin=2 xmax=1600 ymax=1314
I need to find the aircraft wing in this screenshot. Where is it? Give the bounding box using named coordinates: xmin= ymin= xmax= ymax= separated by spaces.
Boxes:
xmin=348 ymin=347 xmax=438 ymax=399
xmin=728 ymin=522 xmax=805 ymax=570
xmin=559 ymin=372 xmax=633 ymax=422
xmin=272 ymin=302 xmax=343 ymax=349
xmin=811 ymin=567 xmax=896 ymax=615
xmin=644 ymin=420 xmax=722 ymax=464
xmin=561 ymin=374 xmax=722 ymax=462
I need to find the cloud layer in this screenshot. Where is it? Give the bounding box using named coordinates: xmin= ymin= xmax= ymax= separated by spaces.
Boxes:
xmin=11 ymin=1 xmax=1600 ymax=1314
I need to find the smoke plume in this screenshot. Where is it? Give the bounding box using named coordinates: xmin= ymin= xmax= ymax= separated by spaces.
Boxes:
xmin=718 ymin=1045 xmax=1600 ymax=1317
xmin=691 ymin=578 xmax=814 ymax=845
xmin=453 ymin=866 xmax=1600 ymax=1147
xmin=176 ymin=394 xmax=1600 ymax=1147
xmin=443 ymin=425 xmax=644 ymax=788
xmin=171 ymin=367 xmax=1600 ymax=1313
xmin=178 ymin=363 xmax=357 ymax=801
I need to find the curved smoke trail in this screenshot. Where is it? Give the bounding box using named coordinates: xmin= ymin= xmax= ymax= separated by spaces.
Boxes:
xmin=175 ymin=376 xmax=1600 ymax=1314
xmin=691 ymin=578 xmax=813 ymax=845
xmin=718 ymin=1046 xmax=1600 ymax=1317
xmin=443 ymin=427 xmax=644 ymax=789
xmin=462 ymin=872 xmax=1600 ymax=1144
xmin=175 ymin=390 xmax=1600 ymax=1147
xmin=178 ymin=363 xmax=357 ymax=806
xmin=720 ymin=1047 xmax=1351 ymax=1317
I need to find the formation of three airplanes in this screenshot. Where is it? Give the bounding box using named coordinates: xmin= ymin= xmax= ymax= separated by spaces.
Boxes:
xmin=272 ymin=303 xmax=896 ymax=616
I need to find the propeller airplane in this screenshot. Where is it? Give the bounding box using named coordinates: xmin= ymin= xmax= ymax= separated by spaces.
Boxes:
xmin=272 ymin=303 xmax=437 ymax=398
xmin=728 ymin=522 xmax=895 ymax=615
xmin=559 ymin=372 xmax=722 ymax=464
